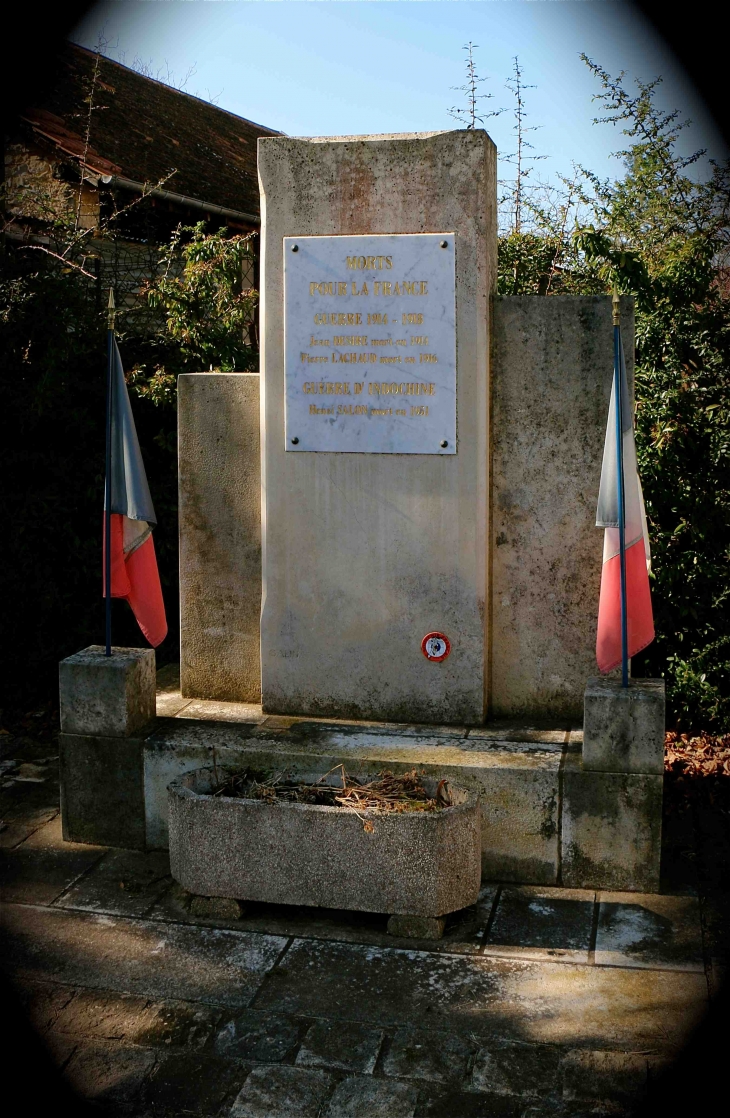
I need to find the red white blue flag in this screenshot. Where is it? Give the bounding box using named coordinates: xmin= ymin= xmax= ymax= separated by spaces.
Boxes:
xmin=595 ymin=335 xmax=654 ymax=672
xmin=103 ymin=338 xmax=167 ymax=647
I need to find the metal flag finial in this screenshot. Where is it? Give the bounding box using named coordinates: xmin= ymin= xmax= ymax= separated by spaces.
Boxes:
xmin=107 ymin=288 xmax=116 ymax=330
xmin=612 ymin=285 xmax=621 ymax=327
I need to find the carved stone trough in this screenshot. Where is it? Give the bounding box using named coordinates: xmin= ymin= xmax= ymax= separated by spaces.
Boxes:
xmin=167 ymin=767 xmax=481 ymax=938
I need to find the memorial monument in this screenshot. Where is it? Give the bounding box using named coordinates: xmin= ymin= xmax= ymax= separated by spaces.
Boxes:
xmin=59 ymin=129 xmax=664 ymax=897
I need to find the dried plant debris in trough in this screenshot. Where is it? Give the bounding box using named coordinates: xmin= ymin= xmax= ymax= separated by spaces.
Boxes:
xmin=211 ymin=764 xmax=453 ymax=830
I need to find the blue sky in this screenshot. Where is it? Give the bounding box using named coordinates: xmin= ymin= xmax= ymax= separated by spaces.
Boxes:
xmin=73 ymin=1 xmax=724 ymax=189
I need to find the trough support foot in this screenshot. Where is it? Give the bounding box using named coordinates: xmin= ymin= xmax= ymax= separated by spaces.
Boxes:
xmin=387 ymin=914 xmax=446 ymax=940
xmin=189 ymin=895 xmax=244 ymax=920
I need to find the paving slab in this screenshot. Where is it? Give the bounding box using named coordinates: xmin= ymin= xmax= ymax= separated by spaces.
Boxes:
xmin=326 ymin=1076 xmax=419 ymax=1117
xmin=215 ymin=1010 xmax=304 ymax=1063
xmin=156 ymin=666 xmax=192 ymax=719
xmin=296 ymin=1019 xmax=384 ymax=1073
xmin=148 ymin=1050 xmax=249 ymax=1116
xmin=470 ymin=1043 xmax=561 ymax=1097
xmin=561 ymin=1049 xmax=648 ymax=1102
xmin=252 ymin=938 xmax=707 ymax=1050
xmin=595 ymin=893 xmax=704 ymax=971
xmin=56 ymin=848 xmax=172 ymax=918
xmin=484 ymin=887 xmax=595 ymax=963
xmin=229 ymin=1065 xmax=334 ymax=1117
xmin=156 ymin=692 xmax=192 ymax=717
xmin=43 ymin=1030 xmax=78 ymax=1071
xmin=14 ymin=977 xmax=76 ymax=1034
xmin=0 ymin=815 xmax=105 ymax=904
xmin=414 ymin=1087 xmax=523 ymax=1117
xmin=182 ymin=700 xmax=265 ymax=723
xmin=0 ymin=805 xmax=59 ymax=849
xmin=63 ymin=1040 xmax=157 ymax=1114
xmin=1 ymin=903 xmax=288 ymax=1008
xmin=52 ymin=986 xmax=222 ymax=1049
xmin=383 ymin=1026 xmax=475 ymax=1084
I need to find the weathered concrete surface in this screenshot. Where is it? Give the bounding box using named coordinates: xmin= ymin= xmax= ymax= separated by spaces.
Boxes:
xmin=178 ymin=372 xmax=261 ymax=702
xmin=0 ymin=816 xmax=104 ymax=905
xmin=60 ymin=731 xmax=146 ymax=849
xmin=483 ymin=885 xmax=595 ymax=964
xmin=1 ymin=903 xmax=287 ymax=1008
xmin=144 ymin=717 xmax=562 ymax=882
xmin=583 ymin=677 xmax=665 ymax=774
xmin=259 ymin=130 xmax=496 ymax=724
xmin=490 ymin=296 xmax=634 ymax=720
xmin=59 ymin=645 xmax=156 ymax=737
xmin=297 ymin=1020 xmax=383 ymax=1073
xmin=252 ymin=937 xmax=706 ymax=1050
xmin=595 ymin=892 xmax=704 ymax=971
xmin=561 ymin=749 xmax=662 ymax=892
xmin=59 ymin=849 xmax=172 ymax=918
xmin=168 ymin=767 xmax=481 ymax=917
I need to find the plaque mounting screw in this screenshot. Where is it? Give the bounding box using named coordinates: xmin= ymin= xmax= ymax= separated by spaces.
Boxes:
xmin=440 ymin=240 xmax=448 ymax=248
xmin=440 ymin=440 xmax=448 ymax=448
xmin=291 ymin=437 xmax=299 ymax=445
xmin=291 ymin=244 xmax=299 ymax=252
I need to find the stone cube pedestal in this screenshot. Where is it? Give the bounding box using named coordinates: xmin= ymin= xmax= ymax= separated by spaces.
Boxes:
xmin=59 ymin=645 xmax=156 ymax=738
xmin=59 ymin=646 xmax=156 ymax=849
xmin=561 ymin=677 xmax=666 ymax=892
xmin=583 ymin=678 xmax=665 ymax=775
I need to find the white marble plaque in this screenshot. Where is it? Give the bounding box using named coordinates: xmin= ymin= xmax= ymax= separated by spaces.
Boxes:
xmin=284 ymin=233 xmax=456 ymax=453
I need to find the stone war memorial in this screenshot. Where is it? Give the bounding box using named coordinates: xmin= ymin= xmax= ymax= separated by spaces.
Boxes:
xmin=59 ymin=130 xmax=665 ymax=934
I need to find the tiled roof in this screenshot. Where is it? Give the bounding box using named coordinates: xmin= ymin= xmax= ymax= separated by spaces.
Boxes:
xmin=26 ymin=43 xmax=281 ymax=216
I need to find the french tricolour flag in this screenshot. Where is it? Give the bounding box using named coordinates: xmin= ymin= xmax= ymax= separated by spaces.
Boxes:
xmin=595 ymin=334 xmax=654 ymax=672
xmin=103 ymin=338 xmax=167 ymax=647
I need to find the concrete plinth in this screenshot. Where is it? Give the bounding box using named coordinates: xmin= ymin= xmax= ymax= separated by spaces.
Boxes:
xmin=258 ymin=130 xmax=496 ymax=724
xmin=583 ymin=678 xmax=665 ymax=775
xmin=59 ymin=732 xmax=146 ymax=849
xmin=561 ymin=750 xmax=662 ymax=893
xmin=178 ymin=373 xmax=261 ymax=702
xmin=59 ymin=646 xmax=156 ymax=738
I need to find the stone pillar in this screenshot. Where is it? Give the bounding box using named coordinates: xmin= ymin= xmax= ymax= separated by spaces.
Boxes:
xmin=178 ymin=372 xmax=261 ymax=702
xmin=490 ymin=295 xmax=634 ymax=721
xmin=59 ymin=646 xmax=156 ymax=849
xmin=258 ymin=130 xmax=497 ymax=723
xmin=561 ymin=678 xmax=665 ymax=892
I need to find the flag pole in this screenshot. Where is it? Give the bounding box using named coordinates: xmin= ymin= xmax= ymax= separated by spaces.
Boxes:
xmin=613 ymin=287 xmax=629 ymax=688
xmin=104 ymin=289 xmax=116 ymax=658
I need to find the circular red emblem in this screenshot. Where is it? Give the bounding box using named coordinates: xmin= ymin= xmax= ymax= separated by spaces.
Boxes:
xmin=421 ymin=632 xmax=451 ymax=662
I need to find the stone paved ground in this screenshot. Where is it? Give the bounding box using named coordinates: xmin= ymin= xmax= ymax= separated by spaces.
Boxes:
xmin=1 ymin=705 xmax=728 ymax=1117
